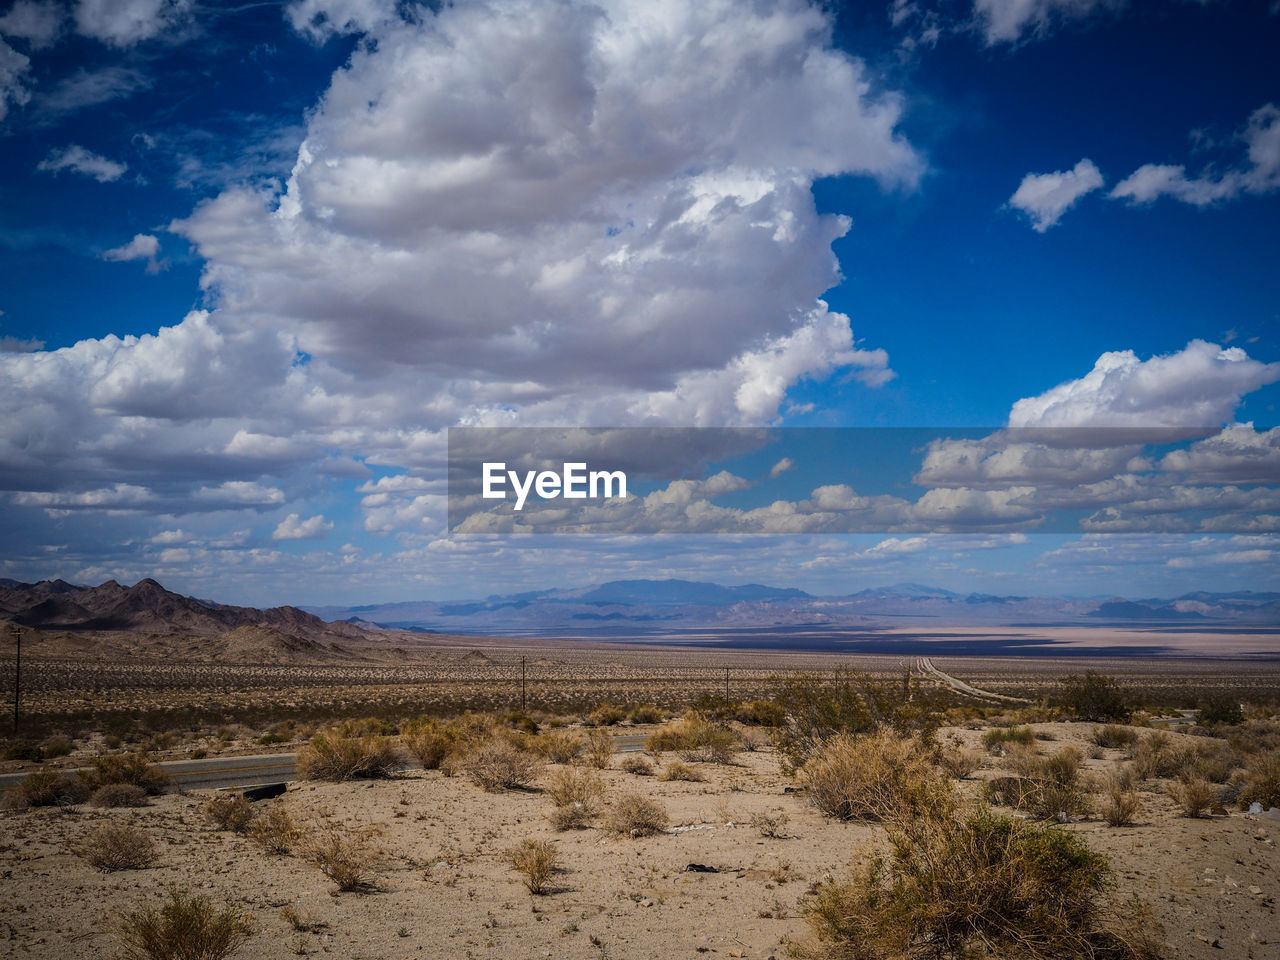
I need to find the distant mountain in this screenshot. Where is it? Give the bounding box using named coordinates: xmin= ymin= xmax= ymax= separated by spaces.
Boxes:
xmin=568 ymin=579 xmax=811 ymax=606
xmin=0 ymin=577 xmax=369 ymax=645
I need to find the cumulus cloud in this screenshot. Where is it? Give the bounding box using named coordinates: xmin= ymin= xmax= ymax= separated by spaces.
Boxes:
xmin=74 ymin=0 xmax=190 ymax=47
xmin=0 ymin=1 xmax=64 ymax=49
xmin=101 ymin=233 xmax=165 ymax=273
xmin=973 ymin=0 xmax=1121 ymax=46
xmin=1111 ymin=103 xmax=1280 ymax=206
xmin=272 ymin=512 xmax=334 ymax=540
xmin=285 ymin=0 xmax=399 ymax=42
xmin=1008 ymin=340 xmax=1280 ymax=429
xmin=769 ymin=457 xmax=795 ymax=478
xmin=37 ymin=144 xmax=128 ymax=182
xmin=1007 ymin=158 xmax=1103 ymax=231
xmin=0 ymin=38 xmax=32 ymax=122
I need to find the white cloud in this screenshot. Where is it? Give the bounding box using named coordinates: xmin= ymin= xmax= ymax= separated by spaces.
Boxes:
xmin=1008 ymin=340 xmax=1280 ymax=429
xmin=101 ymin=233 xmax=165 ymax=273
xmin=74 ymin=0 xmax=190 ymax=47
xmin=272 ymin=512 xmax=334 ymax=541
xmin=0 ymin=39 xmax=32 ymax=122
xmin=769 ymin=457 xmax=795 ymax=478
xmin=0 ymin=1 xmax=64 ymax=49
xmin=1159 ymin=423 xmax=1280 ymax=485
xmin=37 ymin=144 xmax=128 ymax=182
xmin=285 ymin=0 xmax=398 ymax=42
xmin=972 ymin=0 xmax=1121 ymax=46
xmin=1111 ymin=103 xmax=1280 ymax=206
xmin=35 ymin=66 xmax=150 ymax=118
xmin=1007 ymin=158 xmax=1103 ymax=231
xmin=0 ymin=335 xmax=44 ymax=352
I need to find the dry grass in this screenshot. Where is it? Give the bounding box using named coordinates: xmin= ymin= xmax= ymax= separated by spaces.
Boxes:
xmin=297 ymin=733 xmax=402 ymax=781
xmin=115 ymin=889 xmax=253 ymax=960
xmin=507 ymin=838 xmax=559 ymax=894
xmin=658 ymin=760 xmax=704 ymax=782
xmin=305 ymin=824 xmax=381 ymax=892
xmin=84 ymin=823 xmax=158 ymax=872
xmin=984 ymin=745 xmax=1091 ymax=821
xmin=619 ymin=755 xmax=653 ymax=776
xmin=1099 ymin=769 xmax=1143 ymax=827
xmin=750 ymin=810 xmax=790 ymax=838
xmin=982 ymin=725 xmax=1036 ymax=750
xmin=205 ymin=794 xmax=256 ymax=833
xmin=583 ymin=728 xmax=615 ymax=769
xmin=605 ymin=791 xmax=669 ymax=837
xmin=545 ymin=767 xmax=603 ymax=830
xmin=1238 ymin=749 xmax=1280 ymax=809
xmin=248 ymin=804 xmax=300 ymax=855
xmin=937 ymin=740 xmax=984 ymax=779
xmin=647 ymin=712 xmax=738 ymax=762
xmin=401 ymin=720 xmax=452 ymax=769
xmin=1166 ymin=775 xmax=1215 ymax=818
xmin=81 ymin=751 xmax=169 ymax=794
xmin=462 ymin=738 xmax=541 ymax=792
xmin=538 ymin=731 xmax=584 ymax=764
xmin=802 ymin=732 xmax=950 ymax=823
xmin=1093 ymin=724 xmax=1139 ymax=748
xmin=5 ymin=769 xmax=91 ymax=810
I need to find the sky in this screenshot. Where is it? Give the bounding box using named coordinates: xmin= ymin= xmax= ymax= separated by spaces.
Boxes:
xmin=0 ymin=0 xmax=1278 ymax=606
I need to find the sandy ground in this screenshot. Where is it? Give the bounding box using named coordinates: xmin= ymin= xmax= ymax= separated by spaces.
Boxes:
xmin=2 ymin=721 xmax=1278 ymax=960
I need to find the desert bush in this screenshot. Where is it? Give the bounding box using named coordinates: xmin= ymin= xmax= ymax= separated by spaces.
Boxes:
xmin=205 ymin=794 xmax=256 ymax=833
xmin=545 ymin=767 xmax=602 ymax=828
xmin=1126 ymin=730 xmax=1182 ymax=780
xmin=1054 ymin=672 xmax=1133 ymax=722
xmin=605 ymin=791 xmax=669 ymax=837
xmin=588 ymin=703 xmax=627 ymax=726
xmin=5 ymin=769 xmax=91 ymax=810
xmin=334 ymin=717 xmax=397 ymax=738
xmin=1166 ymin=775 xmax=1215 ymax=818
xmin=402 ymin=722 xmax=452 ymax=770
xmin=502 ymin=711 xmax=540 ymax=734
xmin=248 ymin=805 xmax=300 ymax=854
xmin=41 ymin=735 xmax=74 ymax=758
xmin=647 ymin=712 xmax=738 ymax=760
xmin=771 ymin=669 xmax=941 ymax=772
xmin=795 ymin=806 xmax=1144 ymax=960
xmin=1237 ymin=749 xmax=1280 ymax=809
xmin=90 ymin=783 xmax=151 ymax=808
xmin=584 ymin=728 xmax=614 ymax=769
xmin=508 ymin=838 xmax=558 ymax=894
xmin=937 ymin=741 xmax=983 ymax=779
xmin=1222 ymin=719 xmax=1280 ymax=755
xmin=658 ymin=760 xmax=705 ymax=782
xmin=463 ymin=738 xmax=541 ymax=792
xmin=984 ymin=746 xmax=1090 ymax=821
xmin=1099 ymin=770 xmax=1142 ymax=827
xmin=538 ymin=730 xmax=584 ymax=764
xmin=297 ymin=733 xmax=402 ymax=781
xmin=750 ymin=810 xmax=790 ymax=838
xmin=734 ymin=700 xmax=787 ymax=727
xmin=1198 ymin=695 xmax=1245 ymax=727
xmin=627 ymin=705 xmax=662 ymax=724
xmin=1188 ymin=741 xmax=1244 ymax=783
xmin=81 ymin=751 xmax=168 ymax=794
xmin=982 ymin=725 xmax=1035 ymax=750
xmin=1093 ymin=724 xmax=1139 ymax=748
xmin=803 ymin=732 xmax=951 ymax=823
xmin=85 ymin=823 xmax=157 ymax=872
xmin=116 ymin=890 xmax=253 ymax=960
xmin=305 ymin=825 xmax=380 ymax=892
xmin=619 ymin=755 xmax=653 ymax=776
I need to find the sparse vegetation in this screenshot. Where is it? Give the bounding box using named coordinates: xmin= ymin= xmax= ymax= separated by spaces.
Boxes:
xmin=89 ymin=783 xmax=151 ymax=808
xmin=463 ymin=738 xmax=541 ymax=792
xmin=619 ymin=754 xmax=653 ymax=776
xmin=1198 ymin=695 xmax=1245 ymax=727
xmin=803 ymin=732 xmax=950 ymax=822
xmin=584 ymin=728 xmax=614 ymax=769
xmin=984 ymin=745 xmax=1090 ymax=821
xmin=248 ymin=804 xmax=300 ymax=854
xmin=1099 ymin=770 xmax=1142 ymax=827
xmin=538 ymin=730 xmax=585 ymax=764
xmin=1093 ymin=724 xmax=1139 ymax=748
xmin=750 ymin=809 xmax=790 ymax=838
xmin=627 ymin=705 xmax=662 ymax=724
xmin=658 ymin=760 xmax=704 ymax=782
xmin=85 ymin=823 xmax=157 ymax=872
xmin=937 ymin=740 xmax=984 ymax=779
xmin=1166 ymin=775 xmax=1216 ymax=818
xmin=1237 ymin=749 xmax=1280 ymax=809
xmin=605 ymin=791 xmax=669 ymax=837
xmin=982 ymin=725 xmax=1035 ymax=749
xmin=305 ymin=824 xmax=380 ymax=892
xmin=115 ymin=890 xmax=253 ymax=960
xmin=1054 ymin=672 xmax=1133 ymax=723
xmin=80 ymin=751 xmax=168 ymax=794
xmin=545 ymin=767 xmax=603 ymax=830
xmin=5 ymin=769 xmax=91 ymax=810
xmin=647 ymin=712 xmax=738 ymax=763
xmin=205 ymin=794 xmax=256 ymax=833
xmin=297 ymin=733 xmax=402 ymax=781
xmin=508 ymin=838 xmax=559 ymax=894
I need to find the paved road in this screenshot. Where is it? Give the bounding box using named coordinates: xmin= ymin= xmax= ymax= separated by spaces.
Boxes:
xmin=1 ymin=733 xmax=651 ymax=793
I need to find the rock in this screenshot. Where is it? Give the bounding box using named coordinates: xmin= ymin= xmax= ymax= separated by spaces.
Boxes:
xmin=683 ymin=863 xmax=718 ymax=873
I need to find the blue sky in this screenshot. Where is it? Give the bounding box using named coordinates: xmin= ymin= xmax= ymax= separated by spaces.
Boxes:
xmin=0 ymin=0 xmax=1278 ymax=606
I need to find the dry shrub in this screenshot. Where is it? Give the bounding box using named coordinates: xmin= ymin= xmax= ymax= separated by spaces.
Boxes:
xmin=305 ymin=824 xmax=380 ymax=892
xmin=42 ymin=735 xmax=73 ymax=758
xmin=795 ymin=806 xmax=1146 ymax=960
xmin=402 ymin=721 xmax=452 ymax=770
xmin=1238 ymin=749 xmax=1280 ymax=809
xmin=658 ymin=760 xmax=704 ymax=782
xmin=584 ymin=728 xmax=615 ymax=769
xmin=619 ymin=755 xmax=653 ymax=776
xmin=5 ymin=769 xmax=91 ymax=810
xmin=627 ymin=705 xmax=662 ymax=724
xmin=545 ymin=767 xmax=602 ymax=830
xmin=297 ymin=733 xmax=402 ymax=781
xmin=90 ymin=783 xmax=150 ymax=808
xmin=984 ymin=746 xmax=1090 ymax=821
xmin=85 ymin=822 xmax=157 ymax=872
xmin=1166 ymin=775 xmax=1215 ymax=818
xmin=937 ymin=742 xmax=984 ymax=780
xmin=982 ymin=725 xmax=1035 ymax=750
xmin=605 ymin=791 xmax=669 ymax=837
xmin=734 ymin=699 xmax=788 ymax=727
xmin=588 ymin=703 xmax=627 ymax=726
xmin=463 ymin=738 xmax=541 ymax=792
xmin=1125 ymin=730 xmax=1195 ymax=781
xmin=248 ymin=805 xmax=300 ymax=855
xmin=538 ymin=730 xmax=584 ymax=764
xmin=1099 ymin=770 xmax=1142 ymax=827
xmin=116 ymin=890 xmax=253 ymax=960
xmin=750 ymin=810 xmax=790 ymax=838
xmin=1187 ymin=740 xmax=1244 ymax=783
xmin=508 ymin=838 xmax=558 ymax=894
xmin=205 ymin=794 xmax=256 ymax=833
xmin=802 ymin=732 xmax=951 ymax=823
xmin=647 ymin=712 xmax=738 ymax=762
xmin=81 ymin=751 xmax=168 ymax=794
xmin=1093 ymin=724 xmax=1139 ymax=748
